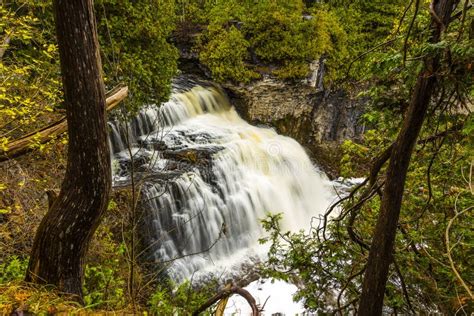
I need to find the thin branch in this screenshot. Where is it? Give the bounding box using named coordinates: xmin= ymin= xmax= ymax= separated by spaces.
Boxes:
xmin=403 ymin=0 xmax=421 ymax=66
xmin=320 ymin=144 xmax=393 ymax=240
xmin=445 ymin=205 xmax=473 ymax=299
xmin=345 ymin=37 xmax=401 ymax=78
xmin=456 ymin=0 xmax=471 ymax=41
xmin=396 ymin=0 xmax=416 ymax=35
xmin=393 ymin=259 xmax=416 ymax=314
xmin=336 ymin=266 xmax=365 ymax=315
xmin=345 ymin=182 xmax=384 ymax=251
xmin=320 ymin=177 xmax=368 ymax=241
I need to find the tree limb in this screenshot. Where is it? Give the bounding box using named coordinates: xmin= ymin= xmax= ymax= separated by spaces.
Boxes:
xmin=393 ymin=258 xmax=416 ymax=314
xmin=445 ymin=205 xmax=473 ymax=299
xmin=403 ymin=0 xmax=421 ymax=66
xmin=192 ymin=283 xmax=259 ymax=316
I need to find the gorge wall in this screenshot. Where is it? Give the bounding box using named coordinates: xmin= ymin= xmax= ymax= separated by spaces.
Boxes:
xmin=224 ymin=79 xmax=367 ymax=178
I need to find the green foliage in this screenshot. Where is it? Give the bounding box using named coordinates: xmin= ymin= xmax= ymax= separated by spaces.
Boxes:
xmin=148 ymin=279 xmax=217 ymax=315
xmin=262 ymin=132 xmax=473 ymax=313
xmin=261 ymin=108 xmax=474 ymax=313
xmin=323 ymin=0 xmax=406 ymax=81
xmin=82 ymin=224 xmax=127 ymax=310
xmin=193 ymin=0 xmax=348 ymax=83
xmin=199 ymin=26 xmax=259 ymax=83
xmin=0 ymin=2 xmax=62 ymax=146
xmin=259 ymin=2 xmax=474 ymax=313
xmin=95 ymin=0 xmax=179 ymax=113
xmin=1 ymin=0 xmax=472 ymax=314
xmin=0 ymin=256 xmax=29 ymax=284
xmin=353 ymin=0 xmax=405 ymax=46
xmin=1 ymin=0 xmax=179 ymax=133
xmin=83 ymin=262 xmax=126 ymax=309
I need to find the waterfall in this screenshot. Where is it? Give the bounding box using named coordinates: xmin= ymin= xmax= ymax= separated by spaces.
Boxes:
xmin=108 ymin=82 xmax=333 ymax=281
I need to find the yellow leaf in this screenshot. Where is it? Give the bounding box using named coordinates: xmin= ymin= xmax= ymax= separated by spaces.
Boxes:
xmin=14 ymin=291 xmax=29 ymax=302
xmin=216 ymin=283 xmax=232 ymax=316
xmin=0 ymin=208 xmax=11 ymax=214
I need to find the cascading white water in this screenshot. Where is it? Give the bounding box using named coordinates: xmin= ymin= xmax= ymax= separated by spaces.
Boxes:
xmin=108 ymin=83 xmax=333 ymax=281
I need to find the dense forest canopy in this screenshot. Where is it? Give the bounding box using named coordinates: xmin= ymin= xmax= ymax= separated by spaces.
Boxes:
xmin=0 ymin=0 xmax=473 ymax=314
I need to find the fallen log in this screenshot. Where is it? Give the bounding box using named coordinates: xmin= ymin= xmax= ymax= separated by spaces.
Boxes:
xmin=0 ymin=85 xmax=128 ymax=162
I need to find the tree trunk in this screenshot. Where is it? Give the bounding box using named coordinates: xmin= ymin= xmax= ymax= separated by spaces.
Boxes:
xmin=25 ymin=0 xmax=111 ymax=301
xmin=358 ymin=1 xmax=459 ymax=314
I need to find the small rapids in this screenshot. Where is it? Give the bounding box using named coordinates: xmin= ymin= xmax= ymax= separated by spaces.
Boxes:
xmin=108 ymin=81 xmax=334 ymax=282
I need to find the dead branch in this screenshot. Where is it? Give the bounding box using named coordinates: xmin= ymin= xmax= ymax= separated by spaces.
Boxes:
xmin=403 ymin=0 xmax=421 ymax=66
xmin=345 ymin=37 xmax=401 ymax=78
xmin=417 ymin=123 xmax=463 ymax=144
xmin=0 ymin=85 xmax=128 ymax=162
xmin=445 ymin=204 xmax=473 ymax=299
xmin=192 ymin=283 xmax=259 ymax=316
xmin=393 ymin=258 xmax=416 ymax=314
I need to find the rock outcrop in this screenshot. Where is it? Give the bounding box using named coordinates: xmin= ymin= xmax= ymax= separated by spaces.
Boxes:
xmin=224 ymin=78 xmax=367 ymax=177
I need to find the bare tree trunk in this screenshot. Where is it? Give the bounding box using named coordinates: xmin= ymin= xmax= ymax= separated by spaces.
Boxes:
xmin=358 ymin=1 xmax=459 ymax=314
xmin=25 ymin=0 xmax=111 ymax=301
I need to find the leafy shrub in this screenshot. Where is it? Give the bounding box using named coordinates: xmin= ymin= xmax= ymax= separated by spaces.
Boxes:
xmin=199 ymin=26 xmax=259 ymax=83
xmin=148 ymin=279 xmax=218 ymax=315
xmin=82 ymin=222 xmax=127 ymax=310
xmin=0 ymin=257 xmax=29 ymax=284
xmin=194 ymin=0 xmax=348 ymax=83
xmin=95 ymin=0 xmax=179 ymax=113
xmin=83 ymin=262 xmax=126 ymax=309
xmin=0 ymin=3 xmax=62 ymax=146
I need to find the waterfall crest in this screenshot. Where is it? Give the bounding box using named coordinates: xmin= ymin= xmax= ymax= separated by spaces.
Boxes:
xmin=108 ymin=82 xmax=333 ymax=281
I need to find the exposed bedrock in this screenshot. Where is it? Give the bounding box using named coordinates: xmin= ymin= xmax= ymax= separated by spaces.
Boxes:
xmin=224 ymin=79 xmax=367 ymax=178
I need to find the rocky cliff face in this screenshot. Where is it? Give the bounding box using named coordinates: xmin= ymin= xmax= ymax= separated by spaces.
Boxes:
xmin=173 ymin=28 xmax=366 ymax=176
xmin=224 ymin=78 xmax=367 ymax=177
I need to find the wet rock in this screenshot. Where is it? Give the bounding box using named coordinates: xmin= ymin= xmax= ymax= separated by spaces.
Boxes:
xmin=115 ymin=154 xmax=150 ymax=177
xmin=162 ymin=146 xmax=224 ymax=186
xmin=162 ymin=146 xmax=223 ymax=164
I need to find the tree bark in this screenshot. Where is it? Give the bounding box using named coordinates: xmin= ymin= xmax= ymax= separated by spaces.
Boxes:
xmin=25 ymin=0 xmax=111 ymax=301
xmin=358 ymin=1 xmax=459 ymax=314
xmin=193 ymin=284 xmax=260 ymax=316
